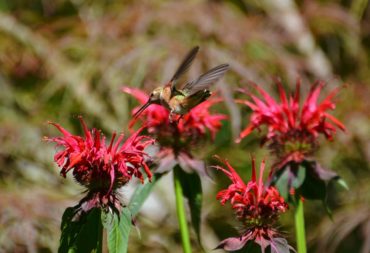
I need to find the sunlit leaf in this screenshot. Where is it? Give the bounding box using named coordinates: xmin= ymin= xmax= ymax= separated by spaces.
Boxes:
xmin=103 ymin=208 xmax=131 ymax=253
xmin=292 ymin=165 xmax=306 ymax=189
xmin=274 ymin=168 xmax=290 ymax=200
xmin=129 ymin=173 xmax=164 ymax=216
xmin=104 ymin=173 xmax=163 ymax=253
xmin=336 ymin=178 xmax=349 ymax=190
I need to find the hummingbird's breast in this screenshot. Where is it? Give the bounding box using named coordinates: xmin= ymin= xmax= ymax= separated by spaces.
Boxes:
xmin=158 ymin=86 xmax=172 ymax=110
xmin=160 ymin=86 xmax=171 ymax=102
xmin=169 ymin=95 xmax=187 ymax=115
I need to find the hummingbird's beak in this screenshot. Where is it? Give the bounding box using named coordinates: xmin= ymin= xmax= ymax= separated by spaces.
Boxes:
xmin=133 ymin=99 xmax=151 ymax=119
xmin=129 ymin=99 xmax=151 ymax=129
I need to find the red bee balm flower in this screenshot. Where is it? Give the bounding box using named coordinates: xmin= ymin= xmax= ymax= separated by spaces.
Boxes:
xmin=122 ymin=87 xmax=226 ymax=174
xmin=45 ymin=117 xmax=154 ymax=215
xmin=213 ymin=156 xmax=292 ymax=252
xmin=237 ymin=79 xmax=345 ymax=168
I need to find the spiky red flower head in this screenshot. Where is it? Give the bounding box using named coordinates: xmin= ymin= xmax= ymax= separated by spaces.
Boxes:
xmin=237 ymin=79 xmax=345 ymax=168
xmin=214 ymin=156 xmax=288 ymax=225
xmin=45 ymin=117 xmax=154 ymax=214
xmin=122 ymin=87 xmax=226 ymax=173
xmin=213 ymin=156 xmax=291 ymax=252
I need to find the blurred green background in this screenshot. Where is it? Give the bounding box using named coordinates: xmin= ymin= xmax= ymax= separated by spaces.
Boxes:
xmin=0 ymin=0 xmax=369 ymax=252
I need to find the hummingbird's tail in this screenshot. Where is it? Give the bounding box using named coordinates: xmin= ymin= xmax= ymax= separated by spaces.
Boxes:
xmin=184 ymin=89 xmax=212 ymax=111
xmin=199 ymin=90 xmax=212 ymax=102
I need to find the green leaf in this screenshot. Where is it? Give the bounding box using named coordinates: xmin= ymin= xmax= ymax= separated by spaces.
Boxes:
xmin=75 ymin=209 xmax=103 ymax=253
xmin=298 ymin=160 xmax=343 ymax=203
xmin=129 ymin=173 xmax=163 ymax=216
xmin=103 ymin=208 xmax=131 ymax=253
xmin=104 ymin=173 xmax=163 ymax=253
xmin=59 ymin=207 xmax=78 ymax=253
xmin=59 ymin=207 xmax=103 ymax=253
xmin=336 ymin=178 xmax=349 ymax=190
xmin=292 ymin=165 xmax=306 ymax=189
xmin=176 ymin=167 xmax=203 ymax=246
xmin=274 ymin=168 xmax=290 ymax=200
xmin=300 ymin=168 xmax=326 ymax=201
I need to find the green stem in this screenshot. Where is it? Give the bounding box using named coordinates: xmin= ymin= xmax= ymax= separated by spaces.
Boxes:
xmin=351 ymin=0 xmax=368 ymax=19
xmin=174 ymin=167 xmax=192 ymax=253
xmin=295 ymin=198 xmax=307 ymax=253
xmin=98 ymin=217 xmax=103 ymax=253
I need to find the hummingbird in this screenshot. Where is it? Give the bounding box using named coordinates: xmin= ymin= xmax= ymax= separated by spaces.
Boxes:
xmin=132 ymin=46 xmax=229 ymax=122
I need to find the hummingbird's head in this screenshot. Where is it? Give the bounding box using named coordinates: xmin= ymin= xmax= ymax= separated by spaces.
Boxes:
xmin=132 ymin=87 xmax=163 ymax=121
xmin=149 ymin=87 xmax=163 ymax=104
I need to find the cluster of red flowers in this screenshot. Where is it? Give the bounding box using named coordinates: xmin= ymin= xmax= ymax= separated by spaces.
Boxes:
xmin=45 ymin=75 xmax=344 ymax=252
xmin=122 ymin=87 xmax=226 ymax=174
xmin=45 ymin=116 xmax=154 ymax=214
xmin=237 ymin=79 xmax=345 ymax=167
xmin=213 ymin=156 xmax=290 ymax=251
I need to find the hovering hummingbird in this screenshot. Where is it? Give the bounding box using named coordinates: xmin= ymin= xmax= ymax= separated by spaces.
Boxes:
xmin=132 ymin=46 xmax=229 ymax=122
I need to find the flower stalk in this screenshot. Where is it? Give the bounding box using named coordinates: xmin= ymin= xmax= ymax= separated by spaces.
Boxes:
xmin=174 ymin=166 xmax=193 ymax=253
xmin=295 ymin=198 xmax=307 ymax=253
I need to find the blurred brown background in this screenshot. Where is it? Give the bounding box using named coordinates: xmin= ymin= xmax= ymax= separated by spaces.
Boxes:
xmin=0 ymin=0 xmax=369 ymax=252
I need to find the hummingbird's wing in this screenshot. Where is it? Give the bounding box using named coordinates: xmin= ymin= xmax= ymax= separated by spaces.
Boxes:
xmin=170 ymin=46 xmax=199 ymax=91
xmin=182 ymin=64 xmax=229 ymax=95
xmin=181 ymin=90 xmax=212 ymax=112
